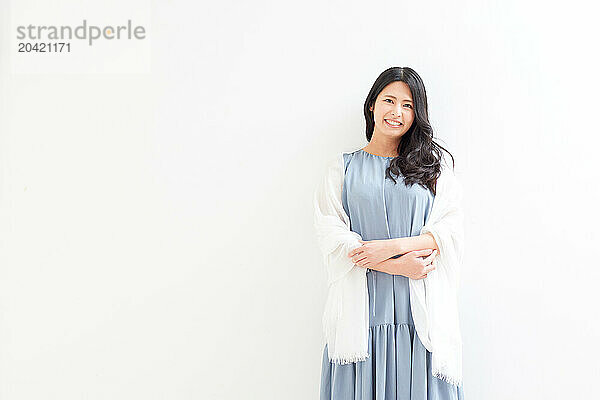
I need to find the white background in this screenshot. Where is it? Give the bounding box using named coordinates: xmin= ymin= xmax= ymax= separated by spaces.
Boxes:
xmin=1 ymin=0 xmax=599 ymax=399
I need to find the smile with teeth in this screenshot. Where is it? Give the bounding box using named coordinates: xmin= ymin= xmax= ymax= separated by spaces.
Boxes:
xmin=384 ymin=119 xmax=403 ymax=128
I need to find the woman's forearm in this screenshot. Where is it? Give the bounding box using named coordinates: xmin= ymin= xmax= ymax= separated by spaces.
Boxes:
xmin=365 ymin=257 xmax=398 ymax=275
xmin=367 ymin=257 xmax=412 ymax=277
xmin=393 ymin=232 xmax=438 ymax=254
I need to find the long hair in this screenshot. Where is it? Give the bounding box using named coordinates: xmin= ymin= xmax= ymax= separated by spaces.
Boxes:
xmin=363 ymin=66 xmax=455 ymax=195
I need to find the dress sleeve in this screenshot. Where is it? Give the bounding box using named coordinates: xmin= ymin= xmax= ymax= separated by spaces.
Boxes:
xmin=313 ymin=153 xmax=364 ymax=286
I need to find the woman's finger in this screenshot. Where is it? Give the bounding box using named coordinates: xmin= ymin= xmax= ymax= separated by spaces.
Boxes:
xmin=348 ymin=247 xmax=364 ymax=258
xmin=353 ymin=255 xmax=367 ymax=263
xmin=422 ymin=249 xmax=438 ymax=264
xmin=424 ymin=264 xmax=436 ymax=274
xmin=412 ymin=248 xmax=434 ymax=257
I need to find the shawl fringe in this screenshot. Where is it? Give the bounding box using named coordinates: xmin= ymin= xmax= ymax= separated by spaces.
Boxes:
xmin=328 ymin=351 xmax=371 ymax=365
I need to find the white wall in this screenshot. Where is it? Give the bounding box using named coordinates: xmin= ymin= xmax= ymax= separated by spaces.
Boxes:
xmin=1 ymin=0 xmax=599 ymax=399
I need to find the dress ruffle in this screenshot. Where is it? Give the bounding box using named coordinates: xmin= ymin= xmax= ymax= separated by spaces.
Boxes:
xmin=320 ymin=323 xmax=465 ymax=400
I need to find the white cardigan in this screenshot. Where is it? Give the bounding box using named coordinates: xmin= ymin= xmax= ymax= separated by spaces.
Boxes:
xmin=313 ymin=152 xmax=464 ymax=387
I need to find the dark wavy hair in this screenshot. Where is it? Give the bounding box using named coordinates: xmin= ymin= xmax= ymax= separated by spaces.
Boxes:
xmin=364 ymin=66 xmax=455 ymax=195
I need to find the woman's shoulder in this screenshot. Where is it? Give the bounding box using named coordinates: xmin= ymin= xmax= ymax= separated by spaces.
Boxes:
xmin=344 ymin=148 xmax=363 ymax=158
xmin=326 ymin=149 xmax=358 ymax=167
xmin=435 ymin=159 xmax=463 ymax=201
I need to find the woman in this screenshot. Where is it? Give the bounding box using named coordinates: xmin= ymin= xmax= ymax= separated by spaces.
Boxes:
xmin=314 ymin=66 xmax=465 ymax=399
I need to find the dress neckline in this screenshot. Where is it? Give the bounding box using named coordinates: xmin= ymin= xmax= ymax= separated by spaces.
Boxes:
xmin=360 ymin=149 xmax=397 ymax=159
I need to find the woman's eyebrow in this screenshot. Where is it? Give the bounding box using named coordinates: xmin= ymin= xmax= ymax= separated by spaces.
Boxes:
xmin=382 ymin=94 xmax=413 ymax=102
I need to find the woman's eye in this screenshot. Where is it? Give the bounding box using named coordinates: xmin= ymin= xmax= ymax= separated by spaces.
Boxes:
xmin=404 ymin=104 xmax=413 ymax=108
xmin=383 ymin=99 xmax=393 ymax=103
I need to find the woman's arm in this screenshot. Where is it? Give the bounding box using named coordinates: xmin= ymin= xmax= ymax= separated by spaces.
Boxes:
xmin=314 ymin=154 xmax=364 ymax=285
xmin=348 ymin=233 xmax=439 ymax=268
xmin=367 ymin=248 xmax=437 ymax=279
xmin=392 ymin=232 xmax=439 ymax=255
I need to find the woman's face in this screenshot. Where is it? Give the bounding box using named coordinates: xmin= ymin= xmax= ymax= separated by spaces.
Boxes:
xmin=369 ymin=81 xmax=415 ymax=139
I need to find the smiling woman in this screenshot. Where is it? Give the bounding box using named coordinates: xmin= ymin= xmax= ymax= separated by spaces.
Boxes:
xmin=379 ymin=92 xmax=414 ymax=129
xmin=314 ymin=66 xmax=465 ymax=400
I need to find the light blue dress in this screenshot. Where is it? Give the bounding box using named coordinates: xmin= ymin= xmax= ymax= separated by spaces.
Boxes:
xmin=319 ymin=149 xmax=465 ymax=400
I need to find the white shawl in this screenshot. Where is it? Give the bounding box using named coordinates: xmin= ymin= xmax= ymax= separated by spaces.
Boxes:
xmin=313 ymin=151 xmax=464 ymax=386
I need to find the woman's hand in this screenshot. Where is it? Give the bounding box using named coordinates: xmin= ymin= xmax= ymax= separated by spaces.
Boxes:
xmin=394 ymin=249 xmax=438 ymax=279
xmin=347 ymin=239 xmax=399 ymax=269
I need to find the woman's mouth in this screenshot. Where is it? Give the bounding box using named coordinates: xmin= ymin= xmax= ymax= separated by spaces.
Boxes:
xmin=384 ymin=119 xmax=403 ymax=128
